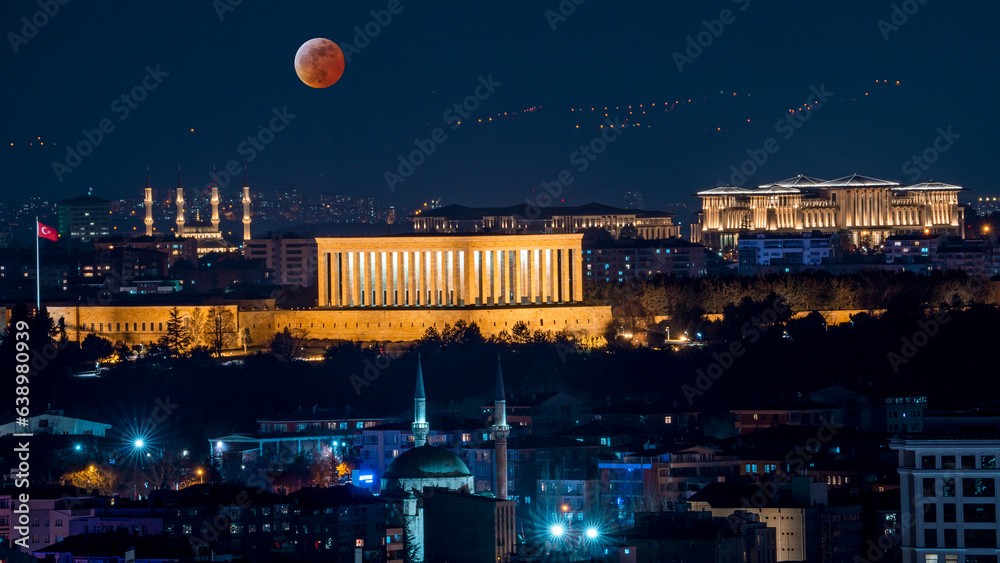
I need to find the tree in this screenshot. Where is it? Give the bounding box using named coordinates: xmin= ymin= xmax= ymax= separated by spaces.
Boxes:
xmin=238 ymin=326 xmax=253 ymax=353
xmin=188 ymin=307 xmax=205 ymax=348
xmin=618 ymin=223 xmax=640 ymax=240
xmin=206 ymin=306 xmax=236 ymax=357
xmin=510 ymin=321 xmax=532 ymax=344
xmin=269 ymin=327 xmax=309 ymax=361
xmin=61 ymin=464 xmax=122 ymax=496
xmin=80 ymin=334 xmax=114 ymax=363
xmin=161 ymin=306 xmax=191 ymax=357
xmin=114 ymin=342 xmax=132 ymax=363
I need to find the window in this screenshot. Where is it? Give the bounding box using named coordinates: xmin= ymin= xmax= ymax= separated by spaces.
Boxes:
xmin=965 ymin=556 xmax=999 ymax=563
xmin=942 ymin=456 xmax=956 ymax=470
xmin=965 ymin=529 xmax=998 ymax=549
xmin=922 ymin=455 xmax=937 ymax=469
xmin=924 ymin=529 xmax=937 ymax=548
xmin=923 ymin=478 xmax=937 ymax=497
xmin=964 ymin=504 xmax=996 ymax=523
xmin=925 ymin=556 xmax=938 ymax=563
xmin=963 ymin=477 xmax=995 ymax=497
xmin=962 ymin=455 xmax=976 ymax=469
xmin=943 ymin=503 xmax=955 ymax=522
xmin=944 ymin=529 xmax=957 ymax=549
xmin=943 ymin=478 xmax=955 ymax=497
xmin=983 ymin=455 xmax=997 ymax=469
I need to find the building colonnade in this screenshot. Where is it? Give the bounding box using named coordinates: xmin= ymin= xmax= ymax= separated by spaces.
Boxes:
xmin=316 ymin=235 xmax=585 ymax=308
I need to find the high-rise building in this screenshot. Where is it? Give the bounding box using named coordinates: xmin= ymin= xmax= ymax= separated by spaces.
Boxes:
xmin=243 ymin=232 xmax=317 ymax=287
xmin=891 ymin=437 xmax=1000 ymax=563
xmin=58 ymin=193 xmax=111 ymax=242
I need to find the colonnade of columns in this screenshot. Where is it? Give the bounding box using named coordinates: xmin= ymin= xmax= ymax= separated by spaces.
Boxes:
xmin=317 ymin=245 xmax=583 ymax=308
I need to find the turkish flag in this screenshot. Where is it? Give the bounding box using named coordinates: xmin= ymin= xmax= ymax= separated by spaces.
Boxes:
xmin=38 ymin=221 xmax=58 ymax=241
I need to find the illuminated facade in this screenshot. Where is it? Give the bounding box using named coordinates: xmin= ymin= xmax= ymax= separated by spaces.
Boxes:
xmin=410 ymin=203 xmax=680 ymax=240
xmin=692 ymin=175 xmax=965 ymax=250
xmin=315 ymin=234 xmax=585 ymax=308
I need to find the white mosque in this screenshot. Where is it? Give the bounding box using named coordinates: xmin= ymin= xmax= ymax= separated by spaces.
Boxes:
xmin=143 ymin=167 xmax=253 ymax=257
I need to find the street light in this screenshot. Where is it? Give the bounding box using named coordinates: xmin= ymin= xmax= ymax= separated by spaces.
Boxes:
xmin=134 ymin=439 xmax=145 ymax=449
xmin=585 ymin=527 xmax=599 ymax=540
xmin=550 ymin=524 xmax=565 ymax=538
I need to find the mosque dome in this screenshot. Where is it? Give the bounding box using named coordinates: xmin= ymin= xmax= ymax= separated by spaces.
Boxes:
xmin=384 ymin=445 xmax=472 ymax=480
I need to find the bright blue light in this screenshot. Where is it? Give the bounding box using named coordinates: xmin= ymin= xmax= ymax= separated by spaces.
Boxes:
xmin=550 ymin=524 xmax=565 ymax=537
xmin=74 ymin=445 xmax=81 ymax=451
xmin=586 ymin=527 xmax=599 ymax=539
xmin=134 ymin=439 xmax=145 ymax=448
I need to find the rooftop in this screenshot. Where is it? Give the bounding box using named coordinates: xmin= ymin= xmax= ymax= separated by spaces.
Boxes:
xmin=410 ymin=202 xmax=675 ymax=220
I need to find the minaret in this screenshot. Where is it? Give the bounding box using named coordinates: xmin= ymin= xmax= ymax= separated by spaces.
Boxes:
xmin=242 ymin=167 xmax=252 ymax=242
xmin=210 ymin=186 xmax=220 ymax=231
xmin=175 ymin=168 xmax=185 ymax=236
xmin=143 ymin=166 xmax=154 ymax=236
xmin=412 ymin=354 xmax=429 ymax=447
xmin=492 ymin=356 xmax=510 ymax=500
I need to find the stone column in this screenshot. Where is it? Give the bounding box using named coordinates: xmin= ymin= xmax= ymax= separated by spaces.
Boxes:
xmin=457 ymin=250 xmax=465 ymax=306
xmin=333 ymin=252 xmax=343 ymax=307
xmin=410 ymin=252 xmax=418 ymax=306
xmin=468 ymin=251 xmax=480 ymax=306
xmin=514 ymin=250 xmax=523 ymax=305
xmin=318 ymin=252 xmax=328 ymax=307
xmin=528 ymin=249 xmax=538 ymax=305
xmin=540 ymin=249 xmax=550 ymax=304
xmin=572 ymin=248 xmax=583 ymax=302
xmin=390 ymin=252 xmax=399 ymax=306
xmin=560 ymin=248 xmax=571 ymax=303
xmin=491 ymin=250 xmax=502 ymax=305
xmin=426 ymin=251 xmax=433 ymax=306
xmin=347 ymin=252 xmax=361 ymax=307
xmin=400 ymin=252 xmax=413 ymax=307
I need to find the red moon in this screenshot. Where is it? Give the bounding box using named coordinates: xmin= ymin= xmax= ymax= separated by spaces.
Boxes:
xmin=294 ymin=38 xmax=345 ymax=88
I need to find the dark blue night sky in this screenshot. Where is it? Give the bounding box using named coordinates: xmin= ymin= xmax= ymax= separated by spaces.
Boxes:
xmin=2 ymin=1 xmax=997 ymax=210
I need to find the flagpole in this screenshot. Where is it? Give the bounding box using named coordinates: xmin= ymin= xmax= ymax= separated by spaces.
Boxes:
xmin=36 ymin=215 xmax=41 ymax=311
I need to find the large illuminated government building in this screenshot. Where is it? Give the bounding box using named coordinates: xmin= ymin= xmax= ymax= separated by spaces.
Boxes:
xmin=691 ymin=174 xmax=966 ymax=250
